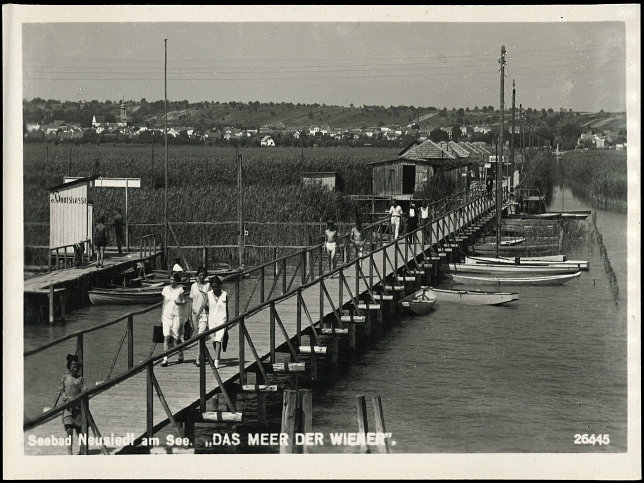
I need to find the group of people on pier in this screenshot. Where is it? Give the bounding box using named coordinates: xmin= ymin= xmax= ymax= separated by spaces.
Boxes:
xmin=92 ymin=208 xmax=126 ymax=268
xmin=160 ymin=264 xmax=229 ymax=369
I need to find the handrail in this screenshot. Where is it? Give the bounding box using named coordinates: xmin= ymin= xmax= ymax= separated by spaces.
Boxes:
xmin=48 ymin=239 xmax=92 ymax=272
xmin=24 ymin=188 xmax=502 ymax=437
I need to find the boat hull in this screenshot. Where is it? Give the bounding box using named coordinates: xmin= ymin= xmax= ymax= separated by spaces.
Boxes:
xmin=427 ymin=287 xmax=519 ymax=305
xmin=401 ymin=290 xmax=437 ymax=315
xmin=450 ymin=271 xmax=582 ymax=286
xmin=88 ymin=290 xmax=164 ymax=305
xmin=448 ymin=262 xmax=580 ymax=275
xmin=465 ymin=256 xmax=589 ymax=271
xmin=470 ymin=243 xmax=559 ymax=256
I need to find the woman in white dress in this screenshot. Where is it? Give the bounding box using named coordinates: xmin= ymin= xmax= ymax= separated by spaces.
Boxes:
xmin=190 ymin=267 xmax=211 ymax=367
xmin=161 ymin=273 xmax=187 ymax=366
xmin=206 ymin=276 xmax=228 ymax=369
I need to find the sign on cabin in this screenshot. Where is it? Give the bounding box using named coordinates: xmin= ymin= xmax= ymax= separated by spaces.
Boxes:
xmin=302 ymin=172 xmax=338 ymax=191
xmin=47 ymin=176 xmax=98 ymax=249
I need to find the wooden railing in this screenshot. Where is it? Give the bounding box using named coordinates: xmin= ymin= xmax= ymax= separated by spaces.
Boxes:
xmin=48 ymin=239 xmax=92 ymax=272
xmin=23 ymin=187 xmax=504 ymax=453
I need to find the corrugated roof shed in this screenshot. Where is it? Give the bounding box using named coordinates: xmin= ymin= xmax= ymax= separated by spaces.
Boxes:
xmin=436 ymin=141 xmax=470 ymax=158
xmin=401 ymin=139 xmax=456 ymax=160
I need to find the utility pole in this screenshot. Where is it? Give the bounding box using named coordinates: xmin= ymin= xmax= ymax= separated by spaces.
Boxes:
xmin=520 ymin=104 xmax=526 ymax=164
xmin=496 ymin=45 xmax=506 ymax=258
xmin=511 ymin=80 xmax=516 ymax=193
xmin=238 ymin=151 xmax=244 ymax=269
xmin=164 ymin=39 xmax=168 ymax=269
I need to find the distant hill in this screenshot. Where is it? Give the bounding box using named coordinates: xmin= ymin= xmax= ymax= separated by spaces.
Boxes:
xmin=22 ymin=98 xmax=626 ymax=150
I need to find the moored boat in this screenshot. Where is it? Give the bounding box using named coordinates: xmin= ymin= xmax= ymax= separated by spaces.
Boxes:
xmin=450 ymin=271 xmax=582 ymax=286
xmin=448 ymin=262 xmax=580 ymax=275
xmin=470 ymin=243 xmax=559 ymax=256
xmin=426 ymin=286 xmax=519 ymax=305
xmin=400 ymin=288 xmax=437 ymax=315
xmin=464 ymin=255 xmax=589 ymax=271
xmin=88 ymin=288 xmax=165 ymax=305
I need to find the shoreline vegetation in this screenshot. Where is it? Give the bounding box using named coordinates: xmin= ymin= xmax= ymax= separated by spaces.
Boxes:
xmin=558 ymin=150 xmax=627 ymax=212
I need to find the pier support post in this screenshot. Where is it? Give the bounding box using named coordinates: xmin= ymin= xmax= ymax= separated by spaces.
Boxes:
xmin=299 ymin=389 xmax=313 ymax=454
xmin=280 ymin=389 xmax=298 ymax=454
xmin=49 ymin=285 xmax=54 ymax=325
xmin=127 ymin=314 xmax=134 ymax=369
xmin=356 ymin=395 xmax=370 ymax=454
xmin=372 ymin=395 xmax=389 ymax=453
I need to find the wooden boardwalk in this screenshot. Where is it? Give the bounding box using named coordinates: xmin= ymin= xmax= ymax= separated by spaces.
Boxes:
xmin=24 ymin=197 xmax=499 ymax=455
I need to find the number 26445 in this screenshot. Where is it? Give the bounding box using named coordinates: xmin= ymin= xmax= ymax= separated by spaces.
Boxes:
xmin=574 ymin=434 xmax=610 ymax=445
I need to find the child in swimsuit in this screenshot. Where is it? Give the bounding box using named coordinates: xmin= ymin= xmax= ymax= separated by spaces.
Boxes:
xmin=324 ymin=221 xmax=338 ymax=274
xmin=351 ymin=218 xmax=365 ymax=266
xmin=59 ymin=354 xmax=85 ymax=454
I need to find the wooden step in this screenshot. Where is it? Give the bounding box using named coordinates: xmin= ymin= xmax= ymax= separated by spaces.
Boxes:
xmin=408 ymin=270 xmax=425 ymax=275
xmin=400 ymin=276 xmax=417 ymax=282
xmin=448 ymin=243 xmax=460 ymax=248
xmin=299 ymin=346 xmax=328 ymax=355
xmin=198 ymin=411 xmax=243 ymax=423
xmin=454 ymin=237 xmax=465 ymax=242
xmin=340 ymin=315 xmax=366 ymax=323
xmin=437 ymin=248 xmax=453 ymax=253
xmin=265 ymin=362 xmax=308 ymax=373
xmin=320 ymin=328 xmax=349 ymax=335
xmin=241 ymin=385 xmax=278 ymax=392
xmin=371 ymin=294 xmax=394 ymax=301
xmin=358 ymin=303 xmax=381 ymax=310
xmin=384 ymin=285 xmax=405 ymax=291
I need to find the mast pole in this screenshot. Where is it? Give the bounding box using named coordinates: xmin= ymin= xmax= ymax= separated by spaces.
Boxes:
xmin=496 ymin=45 xmax=506 ymax=258
xmin=164 ymin=39 xmax=168 ymax=269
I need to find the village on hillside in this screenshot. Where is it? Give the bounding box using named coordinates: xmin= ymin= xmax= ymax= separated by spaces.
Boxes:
xmin=23 ymin=99 xmax=627 ymax=151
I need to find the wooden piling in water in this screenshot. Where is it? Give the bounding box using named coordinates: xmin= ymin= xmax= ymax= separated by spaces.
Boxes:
xmin=280 ymin=389 xmax=298 ymax=454
xmin=355 ymin=394 xmax=370 ymax=454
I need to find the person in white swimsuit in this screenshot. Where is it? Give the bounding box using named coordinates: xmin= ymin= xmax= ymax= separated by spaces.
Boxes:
xmin=206 ymin=276 xmax=228 ymax=369
xmin=389 ymin=199 xmax=403 ymax=239
xmin=324 ymin=221 xmax=338 ymax=274
xmin=190 ymin=267 xmax=211 ymax=367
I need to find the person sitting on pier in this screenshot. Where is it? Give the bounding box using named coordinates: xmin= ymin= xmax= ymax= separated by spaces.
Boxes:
xmin=161 ymin=273 xmax=187 ymax=367
xmin=324 ymin=220 xmax=338 ymax=274
xmin=59 ymin=354 xmax=85 ymax=455
xmin=190 ymin=267 xmax=211 ymax=367
xmin=93 ymin=216 xmax=108 ymax=268
xmin=206 ymin=276 xmax=228 ymax=369
xmin=171 ymin=259 xmax=190 ymax=283
xmin=389 ymin=199 xmax=403 ymax=239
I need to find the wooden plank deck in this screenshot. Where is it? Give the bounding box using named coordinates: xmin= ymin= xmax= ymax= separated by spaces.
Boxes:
xmin=24 ymin=252 xmax=157 ymax=293
xmin=23 ymin=200 xmax=497 ymax=455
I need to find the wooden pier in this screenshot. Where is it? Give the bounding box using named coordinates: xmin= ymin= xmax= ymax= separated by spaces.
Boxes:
xmin=24 ymin=234 xmax=163 ymax=324
xmin=23 ymin=190 xmax=505 ymax=455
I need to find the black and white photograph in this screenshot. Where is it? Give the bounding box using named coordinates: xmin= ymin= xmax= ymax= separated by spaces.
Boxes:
xmin=4 ymin=4 xmax=640 ymax=480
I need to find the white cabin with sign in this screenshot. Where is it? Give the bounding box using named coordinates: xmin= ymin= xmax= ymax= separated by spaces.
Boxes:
xmin=46 ymin=176 xmax=97 ymax=250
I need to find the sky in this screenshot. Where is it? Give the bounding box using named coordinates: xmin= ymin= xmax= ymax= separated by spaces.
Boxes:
xmin=18 ymin=8 xmax=631 ymax=113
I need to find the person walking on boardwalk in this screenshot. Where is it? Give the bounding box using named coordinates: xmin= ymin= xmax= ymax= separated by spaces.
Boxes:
xmin=389 ymin=199 xmax=403 ymax=240
xmin=161 ymin=273 xmax=187 ymax=367
xmin=350 ymin=217 xmax=366 ymax=267
xmin=324 ymin=220 xmax=338 ymax=275
xmin=113 ymin=208 xmax=125 ymax=255
xmin=93 ymin=216 xmax=108 ymax=268
xmin=407 ymin=202 xmax=418 ymax=243
xmin=190 ymin=267 xmax=211 ymax=367
xmin=59 ymin=354 xmax=85 ymax=455
xmin=420 ymin=199 xmax=430 ymax=238
xmin=206 ymin=276 xmax=228 ymax=369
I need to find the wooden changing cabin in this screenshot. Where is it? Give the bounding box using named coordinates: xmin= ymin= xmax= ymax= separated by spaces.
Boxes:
xmin=368 ymin=139 xmax=469 ymax=200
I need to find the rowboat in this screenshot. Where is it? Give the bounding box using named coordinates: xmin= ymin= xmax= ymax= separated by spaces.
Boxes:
xmin=88 ymin=287 xmax=164 ymax=305
xmin=450 ymin=271 xmax=582 ymax=286
xmin=425 ymin=286 xmax=519 ymax=305
xmin=465 ymin=255 xmax=589 ymax=271
xmin=470 ymin=243 xmax=559 ymax=256
xmin=478 ymin=236 xmax=526 ymax=246
xmin=448 ymin=262 xmax=580 ymax=275
xmin=400 ymin=288 xmax=437 ymax=315
xmin=469 ymin=254 xmax=567 ymax=262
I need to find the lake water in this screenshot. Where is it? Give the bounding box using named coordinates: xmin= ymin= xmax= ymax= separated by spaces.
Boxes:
xmin=23 ymin=185 xmax=629 ymax=453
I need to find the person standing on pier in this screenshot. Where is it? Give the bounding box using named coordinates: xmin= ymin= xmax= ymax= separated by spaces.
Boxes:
xmin=420 ymin=200 xmax=430 ymax=238
xmin=113 ymin=208 xmax=125 ymax=255
xmin=161 ymin=273 xmax=187 ymax=367
xmin=93 ymin=216 xmax=108 ymax=268
xmin=206 ymin=276 xmax=228 ymax=369
xmin=59 ymin=354 xmax=85 ymax=455
xmin=407 ymin=202 xmax=418 ymax=243
xmin=191 ymin=267 xmax=211 ymax=367
xmin=389 ymin=199 xmax=403 ymax=240
xmin=350 ymin=217 xmax=366 ymax=266
xmin=324 ymin=220 xmax=338 ymax=275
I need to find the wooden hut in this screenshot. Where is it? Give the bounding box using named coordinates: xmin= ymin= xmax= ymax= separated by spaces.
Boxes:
xmin=368 ymin=139 xmax=468 ymax=199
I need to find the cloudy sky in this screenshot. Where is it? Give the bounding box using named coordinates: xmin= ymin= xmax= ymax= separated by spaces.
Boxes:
xmin=18 ymin=7 xmax=632 ymax=112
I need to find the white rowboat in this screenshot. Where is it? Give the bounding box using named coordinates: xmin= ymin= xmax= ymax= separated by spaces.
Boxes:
xmin=401 ymin=289 xmax=437 ymax=315
xmin=465 ymin=255 xmax=589 ymax=271
xmin=448 ymin=262 xmax=581 ymax=275
xmin=425 ymin=286 xmax=519 ymax=305
xmin=450 ymin=271 xmax=582 ymax=286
